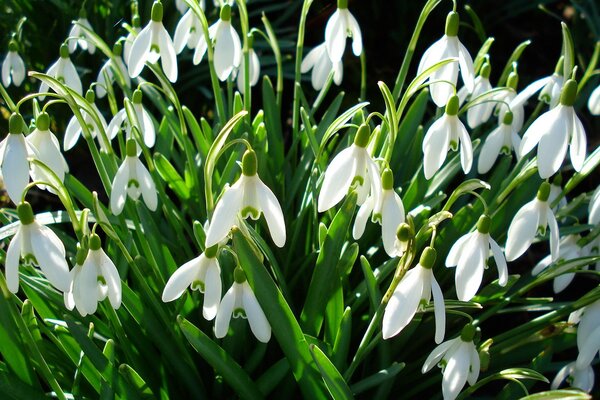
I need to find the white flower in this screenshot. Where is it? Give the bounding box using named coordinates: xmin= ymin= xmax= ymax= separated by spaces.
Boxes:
xmin=106 ymin=90 xmax=155 ymax=148
xmin=301 ymin=42 xmax=343 ymax=91
xmin=324 ymin=0 xmax=362 ymax=62
xmin=548 ymin=178 xmax=567 ymax=213
xmin=574 ymin=300 xmax=600 ymax=370
xmin=505 ymin=182 xmax=559 ymax=262
xmin=123 ymin=18 xmax=141 ymax=66
xmin=446 ymin=215 xmax=508 ymax=301
xmin=551 ymin=362 xmax=594 ymax=393
xmin=353 ymin=168 xmax=405 ymax=257
xmin=193 ymin=5 xmax=241 ymax=81
xmin=39 ymin=44 xmax=82 ymax=99
xmin=422 ymin=324 xmax=480 ymax=400
xmin=589 ymin=84 xmax=600 ymax=115
xmin=26 ymin=112 xmax=69 ymax=191
xmin=464 ymin=63 xmax=494 ymax=128
xmin=532 ymin=234 xmax=587 ymax=293
xmin=175 ymin=0 xmax=191 ymax=14
xmin=496 ymin=71 xmax=524 ymax=132
xmin=64 ymin=90 xmax=111 ymax=152
xmin=174 ymin=8 xmax=203 ymax=54
xmin=205 ymin=150 xmax=286 ymax=248
xmin=318 ymin=124 xmax=381 ymax=212
xmin=0 ymin=113 xmax=30 ymax=202
xmin=2 ymin=41 xmax=25 ymax=87
xmin=64 ymin=234 xmax=121 ymax=316
xmin=477 ymin=111 xmax=521 ymax=174
xmin=162 ymin=246 xmax=221 ymax=321
xmin=68 ymin=14 xmax=96 ymax=54
xmin=417 ymin=11 xmax=474 ymax=107
xmin=519 ymin=79 xmax=586 ymax=179
xmin=383 ymin=247 xmax=446 ymax=343
xmin=110 ymin=139 xmax=158 ymax=215
xmin=96 ymin=42 xmax=131 ymax=98
xmin=589 ymin=185 xmax=600 ymax=226
xmin=214 ymin=268 xmax=271 ymax=343
xmin=539 ymin=72 xmax=564 ymax=109
xmin=5 ymin=202 xmax=70 ymax=294
xmin=422 ymin=95 xmax=473 ymax=179
xmin=236 ymin=47 xmax=260 ymax=94
xmin=128 ymin=1 xmax=178 ymax=83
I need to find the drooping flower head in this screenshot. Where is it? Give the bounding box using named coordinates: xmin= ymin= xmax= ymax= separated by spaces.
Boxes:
xmin=96 ymin=42 xmax=131 ymax=98
xmin=422 ymin=324 xmax=481 ymax=400
xmin=2 ymin=40 xmax=25 ymax=87
xmin=532 ymin=234 xmax=588 ymax=293
xmin=123 ymin=15 xmax=142 ymax=66
xmin=162 ymin=245 xmax=222 ymax=321
xmin=318 ymin=124 xmax=382 ymax=212
xmin=0 ymin=113 xmax=30 ymax=203
xmin=465 ymin=62 xmax=494 ymax=129
xmin=64 ymin=89 xmax=111 ymax=152
xmin=505 ymin=182 xmax=559 ymax=262
xmin=417 ymin=11 xmax=475 ymax=107
xmin=301 ymin=42 xmax=343 ymax=91
xmin=236 ymin=35 xmax=260 ymax=94
xmin=128 ymin=1 xmax=178 ymax=83
xmin=68 ymin=9 xmax=96 ymax=54
xmin=446 ymin=214 xmax=508 ymax=301
xmin=422 ymin=95 xmax=473 ymax=179
xmin=325 ymin=0 xmax=362 ymax=63
xmin=205 ymin=149 xmax=286 ymax=248
xmin=214 ymin=267 xmax=271 ymax=343
xmin=174 ymin=4 xmax=205 ymax=54
xmin=383 ymin=247 xmax=446 ymax=343
xmin=107 ymin=89 xmax=156 ymax=149
xmin=478 ymin=111 xmax=521 ymax=174
xmin=520 ymin=79 xmax=587 ymax=179
xmin=6 ymin=202 xmax=71 ymax=294
xmin=39 ymin=44 xmax=83 ymax=99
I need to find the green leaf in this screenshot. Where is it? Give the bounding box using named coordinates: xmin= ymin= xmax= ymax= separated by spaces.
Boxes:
xmin=154 ymin=152 xmax=191 ymax=200
xmin=473 ymin=37 xmax=495 ymax=74
xmin=317 ymin=103 xmax=369 ymax=166
xmin=498 ymin=40 xmax=531 ymax=86
xmin=561 ymin=22 xmax=575 ymax=78
xmin=349 ymin=362 xmax=405 ymax=395
xmin=519 ymin=389 xmax=591 ymax=400
xmin=442 ymin=179 xmax=491 ymax=211
xmin=464 ymin=5 xmax=487 ymax=43
xmin=262 ymin=76 xmax=285 ymax=172
xmin=178 ymin=317 xmax=264 ymax=400
xmin=118 ymin=364 xmax=154 ymax=397
xmin=309 ymin=344 xmax=354 ymax=400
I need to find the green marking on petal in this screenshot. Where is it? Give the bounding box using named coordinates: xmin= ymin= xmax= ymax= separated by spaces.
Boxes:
xmin=241 ymin=206 xmax=260 ymax=220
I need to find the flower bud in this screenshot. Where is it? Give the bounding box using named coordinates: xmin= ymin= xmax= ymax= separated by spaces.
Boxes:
xmin=60 ymin=43 xmax=69 ymax=58
xmin=205 ymin=245 xmax=218 ymax=259
xmin=132 ymin=89 xmax=143 ymax=104
xmin=17 ymin=202 xmax=35 ymax=225
xmin=460 ymin=323 xmax=476 ymax=342
xmin=234 ymin=266 xmax=246 ymax=283
xmin=126 ymin=138 xmax=137 ymax=157
xmin=132 ymin=15 xmax=141 ymax=28
xmin=559 ymin=79 xmax=577 ymax=107
xmin=476 ymin=214 xmax=491 ymax=234
xmin=220 ymin=4 xmax=232 ymax=22
xmin=354 ymin=124 xmax=370 ymax=148
xmin=9 ymin=113 xmax=26 ymax=135
xmin=8 ymin=40 xmax=18 ymax=52
xmin=382 ymin=168 xmax=394 ymax=190
xmin=480 ymin=62 xmax=491 ymax=79
xmin=89 ymin=233 xmax=102 ymax=251
xmin=445 ymin=12 xmax=459 ymax=37
xmin=85 ymin=89 xmax=95 ymax=103
xmin=396 ymin=223 xmax=413 ymax=242
xmin=242 ymin=149 xmax=258 ymax=176
xmin=507 ymin=71 xmax=518 ymax=90
xmin=36 ymin=112 xmax=51 ymax=131
xmin=536 ymin=181 xmax=551 ymax=202
xmin=502 ymin=111 xmax=513 ymax=126
xmin=151 ymin=1 xmax=163 ymax=22
xmin=113 ymin=42 xmax=123 ymax=57
xmin=420 ymin=247 xmax=437 ymax=269
xmin=445 ymin=95 xmax=460 ymax=116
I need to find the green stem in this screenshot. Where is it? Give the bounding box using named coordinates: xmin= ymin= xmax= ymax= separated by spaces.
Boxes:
xmin=292 ymin=0 xmax=314 ymax=139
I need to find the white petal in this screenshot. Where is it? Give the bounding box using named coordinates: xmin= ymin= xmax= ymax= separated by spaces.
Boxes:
xmin=505 ymin=200 xmax=540 ymax=261
xmin=203 ymin=260 xmax=221 ymax=321
xmin=135 ymin=159 xmax=158 ymax=211
xmin=76 ymin=256 xmax=100 ymax=315
xmin=431 ymin=273 xmax=446 ymax=344
xmin=3 ymin=134 xmax=29 ymax=202
xmin=455 ymin=233 xmax=486 ymax=301
xmin=205 ymin=181 xmax=243 ymax=247
xmin=107 ymin=109 xmax=127 ymax=140
xmin=11 ymin=53 xmax=25 ymax=86
xmin=311 ymin=52 xmax=332 ymax=91
xmin=457 ymin=41 xmax=475 ymax=92
xmin=532 ymin=254 xmax=552 ymax=276
xmin=551 ymin=362 xmax=573 ymax=390
xmin=537 ymin=108 xmax=569 ymax=179
xmin=97 ymin=250 xmax=121 ymax=309
xmin=573 ymin=364 xmax=595 ymax=393
xmin=333 ymin=61 xmax=344 ymax=85
xmin=477 ymin=125 xmax=505 ymax=174
xmin=547 ymin=207 xmax=559 ymax=262
xmin=382 ymin=267 xmax=424 ymax=339
xmin=6 ymin=229 xmax=22 ymax=293
xmin=381 ymin=191 xmax=405 ymax=257
xmin=446 ymin=233 xmax=472 ymax=267
xmin=193 ymin=33 xmax=209 ymax=65
xmin=588 ymin=85 xmax=600 ymax=115
xmin=422 ymin=116 xmax=450 ymax=179
xmin=352 ymin=195 xmax=374 ymax=240
xmin=139 ymin=107 xmax=156 ymax=148
xmin=417 ymin=36 xmax=446 ymax=76
xmin=325 ymin=10 xmax=345 ymax=63
xmin=64 ymin=115 xmax=82 ymax=151
xmin=1 ymin=54 xmax=11 ymax=86
xmin=62 ymin=59 xmax=82 ymax=96
xmin=519 ymin=106 xmax=561 ymax=158
xmin=510 ymin=76 xmax=552 ymax=111
xmin=318 ymin=146 xmax=357 ymax=212
xmin=301 ymin=44 xmax=325 ymax=73
xmin=162 ymin=256 xmax=201 ymax=302
xmin=422 ymin=338 xmax=458 ymax=373
xmin=457 ymin=119 xmax=473 ymax=174
xmin=110 ymin=160 xmax=130 ymax=215
xmin=346 ymin=11 xmax=363 ymax=56
xmin=214 ymin=23 xmax=237 ymax=81
xmin=242 ymin=282 xmax=271 ymax=343
xmin=570 ymin=114 xmax=586 ymax=172
xmin=30 ymin=225 xmax=70 ymax=292
xmin=174 ymin=10 xmax=194 ymax=53
xmin=158 ymin=24 xmax=178 ymax=82
xmin=430 ymin=37 xmax=459 ymax=107
xmin=128 ymin=24 xmax=152 ymax=78
xmin=214 ymin=284 xmax=236 ymax=338
xmin=553 ymin=272 xmax=574 ymax=293
xmin=489 ymin=238 xmax=508 ymax=286
xmin=254 ymin=177 xmax=286 ymax=247
xmin=576 ymin=325 xmax=600 ymax=369
xmin=443 ymin=342 xmax=470 ymax=400
xmin=467 ymin=344 xmax=481 ymax=385
xmin=39 ymin=61 xmax=58 ymax=97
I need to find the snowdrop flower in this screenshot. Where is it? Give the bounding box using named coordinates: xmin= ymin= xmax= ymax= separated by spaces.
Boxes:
xmin=325 ymin=0 xmax=362 ymax=62
xmin=301 ymin=42 xmax=343 ymax=91
xmin=318 ymin=124 xmax=381 ymax=212
xmin=174 ymin=6 xmax=203 ymax=54
xmin=417 ymin=11 xmax=474 ymax=107
xmin=214 ymin=267 xmax=271 ymax=343
xmin=64 ymin=89 xmax=110 ymax=152
xmin=422 ymin=324 xmax=480 ymax=400
xmin=106 ymin=89 xmax=155 ymax=148
xmin=0 ymin=113 xmax=30 ymax=202
xmin=589 ymin=84 xmax=600 ymax=115
xmin=193 ymin=5 xmax=241 ymax=81
xmin=123 ymin=15 xmax=141 ymax=66
xmin=27 ymin=112 xmax=69 ymax=190
xmin=539 ymin=58 xmax=564 ymax=108
xmin=5 ymin=202 xmax=70 ymax=293
xmin=520 ymin=79 xmax=587 ymax=179
xmin=548 ymin=174 xmax=567 ymax=213
xmin=572 ymin=299 xmax=600 ymax=370
xmin=65 ymin=234 xmax=121 ymax=316
xmin=465 ymin=63 xmax=494 ymax=128
xmin=532 ymin=234 xmax=587 ymax=293
xmin=236 ymin=37 xmax=260 ymax=94
xmin=353 ymin=168 xmax=405 ymax=257
xmin=505 ymin=182 xmax=559 ymax=262
xmin=477 ymin=111 xmax=520 ymax=174
xmin=128 ymin=1 xmax=178 ymax=83
xmin=39 ymin=44 xmax=82 ymax=99
xmin=67 ymin=10 xmax=96 ymax=54
xmin=96 ymin=42 xmax=131 ymax=98
xmin=446 ymin=215 xmax=508 ymax=301
xmin=205 ymin=149 xmax=286 ymax=248
xmin=422 ymin=95 xmax=473 ymax=179
xmin=110 ymin=139 xmax=158 ymax=215
xmin=551 ymin=362 xmax=594 ymax=393
xmin=175 ymin=0 xmax=190 ymax=14
xmin=162 ymin=245 xmax=221 ymax=321
xmin=383 ymin=247 xmax=446 ymax=343
xmin=2 ymin=40 xmax=25 ymax=87
xmin=496 ymin=71 xmax=524 ymax=132
xmin=590 ymin=185 xmax=600 ymax=226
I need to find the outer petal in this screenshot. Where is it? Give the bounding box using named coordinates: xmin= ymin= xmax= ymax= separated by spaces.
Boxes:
xmin=547 ymin=207 xmax=559 ymax=262
xmin=6 ymin=229 xmax=22 ymax=293
xmin=30 ymin=225 xmax=70 ymax=292
xmin=301 ymin=44 xmax=324 ymax=73
xmin=442 ymin=342 xmax=470 ymax=400
xmin=203 ymin=260 xmax=221 ymax=321
xmin=242 ymin=282 xmax=271 ymax=343
xmin=11 ymin=53 xmax=25 ymax=86
xmin=423 ymin=116 xmax=450 ymax=179
xmin=205 ymin=181 xmax=243 ymax=247
xmin=551 ymin=363 xmax=573 ymax=390
xmin=382 ymin=267 xmax=424 ymax=339
xmin=128 ymin=24 xmax=152 ymax=78
xmin=553 ymin=273 xmax=575 ymax=293
xmin=417 ymin=36 xmax=446 ymax=76
xmin=510 ymin=76 xmax=553 ymax=111
xmin=422 ymin=338 xmax=459 ymax=373
xmin=381 ymin=191 xmax=405 ymax=257
xmin=489 ymin=238 xmax=508 ymax=286
xmin=505 ymin=200 xmax=540 ymax=261
xmin=64 ymin=115 xmax=82 ymax=151
xmin=3 ymin=134 xmax=29 ymax=202
xmin=430 ymin=37 xmax=459 ymax=107
xmin=174 ymin=10 xmax=194 ymax=53
xmin=97 ymin=250 xmax=121 ymax=309
xmin=1 ymin=54 xmax=11 ymax=86
xmin=255 ymin=177 xmax=286 ymax=247
xmin=457 ymin=119 xmax=473 ymax=174
xmin=455 ymin=233 xmax=486 ymax=301
xmin=352 ymin=195 xmax=374 ymax=240
xmin=214 ymin=23 xmax=237 ymax=81
xmin=477 ymin=125 xmax=504 ymax=174
xmin=467 ymin=344 xmax=481 ymax=386
xmin=446 ymin=233 xmax=471 ymax=267
xmin=110 ymin=160 xmax=130 ymax=215
xmin=76 ymin=257 xmax=100 ymax=315
xmin=576 ymin=325 xmax=600 ymax=369
xmin=537 ymin=108 xmax=569 ymax=178
xmin=135 ymin=159 xmax=158 ymax=211
xmin=39 ymin=61 xmax=58 ymax=97
xmin=318 ymin=146 xmax=357 ymax=212
xmin=570 ymin=114 xmax=586 ymax=172
xmin=431 ymin=274 xmax=446 ymax=344
xmin=62 ymin=59 xmax=83 ymax=96
xmin=588 ymin=85 xmax=600 ymax=115
xmin=346 ymin=11 xmax=363 ymax=56
xmin=158 ymin=24 xmax=178 ymax=83
xmin=214 ymin=284 xmax=236 ymax=338
xmin=325 ymin=10 xmax=345 ymax=63
xmin=139 ymin=107 xmax=156 ymax=148
xmin=519 ymin=106 xmax=561 ymax=158
xmin=107 ymin=109 xmax=127 ymax=140
xmin=457 ymin=41 xmax=475 ymax=92
xmin=162 ymin=256 xmax=201 ymax=302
